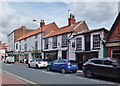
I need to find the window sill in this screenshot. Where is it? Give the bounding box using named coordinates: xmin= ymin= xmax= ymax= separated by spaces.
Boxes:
xmin=92 ymin=48 xmax=100 ymax=50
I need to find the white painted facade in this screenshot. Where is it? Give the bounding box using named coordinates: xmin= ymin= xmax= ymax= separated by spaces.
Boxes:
xmin=7 ymin=32 xmax=14 ymax=52
xmin=74 ymin=29 xmax=106 ymax=59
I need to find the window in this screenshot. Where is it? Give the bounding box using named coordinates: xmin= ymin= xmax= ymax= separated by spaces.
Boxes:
xmin=35 ymin=34 xmax=38 ymax=39
xmin=45 ymin=38 xmax=48 ymax=49
xmin=62 ymin=34 xmax=67 ymax=47
xmin=24 ymin=44 xmax=27 ymax=51
xmin=35 ymin=41 xmax=38 ymax=50
xmin=53 ymin=36 xmax=57 ymax=48
xmin=19 ymin=45 xmax=21 ymax=51
xmin=58 ymin=60 xmax=65 ymax=63
xmin=53 ymin=60 xmax=58 ymax=63
xmin=93 ymin=34 xmax=100 ymax=49
xmin=104 ymin=60 xmax=112 ymax=65
xmin=16 ymin=44 xmax=18 ymax=49
xmin=76 ymin=37 xmax=82 ymax=51
xmin=92 ymin=60 xmax=103 ymax=64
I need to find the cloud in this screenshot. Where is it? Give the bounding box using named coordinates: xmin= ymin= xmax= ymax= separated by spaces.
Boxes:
xmin=0 ymin=1 xmax=119 ymax=43
xmin=66 ymin=2 xmax=118 ymax=29
xmin=0 ymin=3 xmax=38 ymax=43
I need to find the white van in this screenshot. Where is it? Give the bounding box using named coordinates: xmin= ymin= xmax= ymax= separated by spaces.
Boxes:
xmin=4 ymin=56 xmax=15 ymax=64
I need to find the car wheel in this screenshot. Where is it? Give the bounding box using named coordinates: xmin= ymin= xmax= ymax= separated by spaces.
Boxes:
xmin=61 ymin=68 xmax=66 ymax=74
xmin=28 ymin=64 xmax=31 ymax=68
xmin=47 ymin=66 xmax=51 ymax=71
xmin=36 ymin=64 xmax=39 ymax=69
xmin=85 ymin=69 xmax=93 ymax=78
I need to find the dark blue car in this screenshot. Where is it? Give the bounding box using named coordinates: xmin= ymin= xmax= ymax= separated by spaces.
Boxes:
xmin=47 ymin=59 xmax=78 ymax=74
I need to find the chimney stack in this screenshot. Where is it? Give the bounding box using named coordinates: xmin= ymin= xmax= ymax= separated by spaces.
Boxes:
xmin=40 ymin=20 xmax=45 ymax=27
xmin=68 ymin=13 xmax=76 ymax=26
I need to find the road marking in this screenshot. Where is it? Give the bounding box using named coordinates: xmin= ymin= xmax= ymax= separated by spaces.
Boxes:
xmin=41 ymin=70 xmax=56 ymax=75
xmin=2 ymin=70 xmax=37 ymax=84
xmin=76 ymin=76 xmax=85 ymax=80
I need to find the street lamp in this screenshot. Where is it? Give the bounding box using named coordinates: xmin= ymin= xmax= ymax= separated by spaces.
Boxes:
xmin=33 ymin=19 xmax=43 ymax=59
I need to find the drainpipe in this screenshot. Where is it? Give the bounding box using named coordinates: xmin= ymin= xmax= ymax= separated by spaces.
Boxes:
xmin=103 ymin=43 xmax=107 ymax=58
xmin=67 ymin=30 xmax=74 ymax=59
xmin=100 ymin=36 xmax=107 ymax=58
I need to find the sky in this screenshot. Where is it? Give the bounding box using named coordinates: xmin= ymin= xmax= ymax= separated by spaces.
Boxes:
xmin=0 ymin=0 xmax=119 ymax=43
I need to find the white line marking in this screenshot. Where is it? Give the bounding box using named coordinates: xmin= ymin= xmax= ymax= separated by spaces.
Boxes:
xmin=41 ymin=70 xmax=56 ymax=75
xmin=3 ymin=70 xmax=37 ymax=84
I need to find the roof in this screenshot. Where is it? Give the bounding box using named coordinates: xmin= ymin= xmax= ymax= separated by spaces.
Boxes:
xmin=44 ymin=22 xmax=81 ymax=38
xmin=16 ymin=22 xmax=58 ymax=41
xmin=74 ymin=28 xmax=109 ymax=37
xmin=1 ymin=43 xmax=6 ymax=49
xmin=107 ymin=12 xmax=120 ymax=41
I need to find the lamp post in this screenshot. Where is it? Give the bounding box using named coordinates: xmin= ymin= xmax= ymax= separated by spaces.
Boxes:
xmin=33 ymin=19 xmax=43 ymax=59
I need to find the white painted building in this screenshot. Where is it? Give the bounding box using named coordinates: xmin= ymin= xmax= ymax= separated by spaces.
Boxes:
xmin=74 ymin=28 xmax=109 ymax=69
xmin=43 ymin=14 xmax=89 ymax=61
xmin=14 ymin=21 xmax=58 ymax=62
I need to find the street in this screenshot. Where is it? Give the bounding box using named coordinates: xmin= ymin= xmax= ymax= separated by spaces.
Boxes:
xmin=1 ymin=62 xmax=120 ymax=86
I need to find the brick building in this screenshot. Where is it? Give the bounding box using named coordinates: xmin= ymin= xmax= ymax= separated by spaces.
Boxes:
xmin=106 ymin=12 xmax=120 ymax=60
xmin=0 ymin=41 xmax=7 ymax=60
xmin=7 ymin=26 xmax=32 ymax=54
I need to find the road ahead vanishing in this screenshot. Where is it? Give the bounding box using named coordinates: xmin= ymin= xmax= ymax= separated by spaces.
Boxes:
xmin=1 ymin=62 xmax=120 ymax=85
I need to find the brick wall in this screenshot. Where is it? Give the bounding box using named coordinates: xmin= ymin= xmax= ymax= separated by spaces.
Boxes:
xmin=14 ymin=26 xmax=32 ymax=42
xmin=74 ymin=21 xmax=89 ymax=33
xmin=108 ymin=20 xmax=120 ymax=42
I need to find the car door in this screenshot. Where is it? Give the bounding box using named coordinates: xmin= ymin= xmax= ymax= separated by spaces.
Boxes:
xmin=102 ymin=60 xmax=119 ymax=78
xmin=57 ymin=60 xmax=65 ymax=71
xmin=31 ymin=60 xmax=36 ymax=67
xmin=51 ymin=60 xmax=58 ymax=70
xmin=91 ymin=60 xmax=103 ymax=75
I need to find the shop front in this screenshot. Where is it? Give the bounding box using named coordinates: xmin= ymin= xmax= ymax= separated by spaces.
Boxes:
xmin=44 ymin=50 xmax=58 ymax=61
xmin=75 ymin=51 xmax=98 ymax=70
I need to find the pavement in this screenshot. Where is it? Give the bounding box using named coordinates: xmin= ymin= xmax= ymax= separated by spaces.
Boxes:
xmin=2 ymin=70 xmax=27 ymax=85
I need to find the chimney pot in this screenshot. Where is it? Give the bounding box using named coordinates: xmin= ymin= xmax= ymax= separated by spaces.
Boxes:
xmin=68 ymin=13 xmax=76 ymax=26
xmin=40 ymin=19 xmax=45 ymax=27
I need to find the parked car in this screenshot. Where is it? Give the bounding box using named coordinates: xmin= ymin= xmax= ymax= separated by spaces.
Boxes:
xmin=47 ymin=59 xmax=78 ymax=74
xmin=83 ymin=58 xmax=120 ymax=79
xmin=28 ymin=59 xmax=48 ymax=69
xmin=4 ymin=56 xmax=15 ymax=64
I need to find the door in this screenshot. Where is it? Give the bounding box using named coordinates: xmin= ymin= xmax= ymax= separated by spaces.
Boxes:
xmin=62 ymin=51 xmax=67 ymax=59
xmin=76 ymin=53 xmax=83 ymax=70
xmin=113 ymin=50 xmax=120 ymax=61
xmin=91 ymin=60 xmax=103 ymax=75
xmin=85 ymin=34 xmax=90 ymax=51
xmin=51 ymin=60 xmax=58 ymax=70
xmin=102 ymin=60 xmax=119 ymax=78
